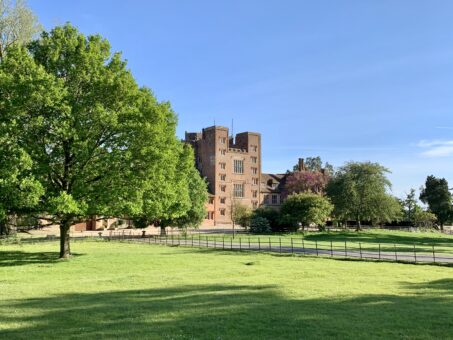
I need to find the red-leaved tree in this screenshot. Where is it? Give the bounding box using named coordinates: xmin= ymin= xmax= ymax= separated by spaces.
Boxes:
xmin=283 ymin=171 xmax=330 ymax=197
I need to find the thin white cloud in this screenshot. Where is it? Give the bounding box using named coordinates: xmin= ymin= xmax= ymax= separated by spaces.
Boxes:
xmin=435 ymin=126 xmax=453 ymax=130
xmin=418 ymin=140 xmax=453 ymax=157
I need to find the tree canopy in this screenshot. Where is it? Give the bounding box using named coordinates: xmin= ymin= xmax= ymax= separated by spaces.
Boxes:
xmin=0 ymin=24 xmax=205 ymax=256
xmin=283 ymin=170 xmax=330 ymax=197
xmin=0 ymin=0 xmax=42 ymax=235
xmin=326 ymin=162 xmax=401 ymax=230
xmin=280 ymin=192 xmax=333 ymax=231
xmin=420 ymin=175 xmax=452 ymax=230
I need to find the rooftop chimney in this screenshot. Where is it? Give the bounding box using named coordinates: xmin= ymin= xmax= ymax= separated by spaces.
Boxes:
xmin=298 ymin=158 xmax=305 ymax=172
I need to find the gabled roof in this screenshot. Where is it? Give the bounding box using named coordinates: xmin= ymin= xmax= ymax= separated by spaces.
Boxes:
xmin=260 ymin=173 xmax=288 ymax=193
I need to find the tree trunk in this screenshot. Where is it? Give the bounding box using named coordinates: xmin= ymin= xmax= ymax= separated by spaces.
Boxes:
xmin=440 ymin=222 xmax=444 ymax=231
xmin=59 ymin=221 xmax=71 ymax=259
xmin=160 ymin=226 xmax=166 ymax=236
xmin=356 ymin=219 xmax=362 ymax=232
xmin=0 ymin=220 xmax=8 ymax=235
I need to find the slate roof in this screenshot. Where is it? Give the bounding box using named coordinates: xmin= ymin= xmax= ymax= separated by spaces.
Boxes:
xmin=260 ymin=173 xmax=288 ymax=193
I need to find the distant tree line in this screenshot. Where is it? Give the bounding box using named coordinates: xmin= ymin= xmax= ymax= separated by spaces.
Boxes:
xmin=233 ymin=158 xmax=452 ymax=233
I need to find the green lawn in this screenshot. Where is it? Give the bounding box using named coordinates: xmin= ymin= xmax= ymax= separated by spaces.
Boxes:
xmin=1 ymin=240 xmax=452 ymax=339
xmin=189 ymin=229 xmax=453 ymax=255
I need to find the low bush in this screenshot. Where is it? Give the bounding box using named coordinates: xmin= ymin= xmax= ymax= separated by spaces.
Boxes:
xmin=249 ymin=216 xmax=271 ymax=233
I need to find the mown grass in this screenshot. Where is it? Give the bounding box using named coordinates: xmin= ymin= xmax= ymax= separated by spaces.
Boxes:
xmin=1 ymin=240 xmax=452 ymax=339
xmin=189 ymin=229 xmax=453 ymax=255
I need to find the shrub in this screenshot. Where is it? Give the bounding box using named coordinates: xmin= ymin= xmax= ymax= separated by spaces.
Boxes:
xmin=253 ymin=207 xmax=286 ymax=232
xmin=249 ymin=216 xmax=271 ymax=234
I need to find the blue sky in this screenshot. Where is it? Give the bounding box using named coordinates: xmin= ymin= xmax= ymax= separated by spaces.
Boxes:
xmin=29 ymin=0 xmax=453 ymax=197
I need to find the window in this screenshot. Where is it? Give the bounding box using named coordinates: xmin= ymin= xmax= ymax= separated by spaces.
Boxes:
xmin=233 ymin=159 xmax=244 ymax=174
xmin=220 ymin=174 xmax=226 ymax=181
xmin=251 ymin=145 xmax=258 ymax=152
xmin=220 ymin=149 xmax=226 ymax=155
xmin=252 ymin=167 xmax=257 ymax=174
xmin=252 ymin=201 xmax=258 ymax=208
xmin=220 ymin=209 xmax=226 ymax=216
xmin=233 ymin=183 xmax=244 ymax=198
xmin=220 ymin=137 xmax=226 ymax=144
xmin=252 ymin=190 xmax=258 ymax=198
xmin=206 ymin=211 xmax=214 ymax=219
xmin=252 ymin=178 xmax=259 ymax=185
xmin=220 ymin=185 xmax=226 ymax=192
xmin=220 ymin=197 xmax=226 ymax=204
xmin=264 ymin=195 xmax=269 ymax=204
xmin=208 ymin=197 xmax=214 ymax=204
xmin=251 ymin=156 xmax=257 ymax=164
xmin=220 ymin=162 xmax=226 ymax=170
xmin=272 ymin=194 xmax=278 ymax=205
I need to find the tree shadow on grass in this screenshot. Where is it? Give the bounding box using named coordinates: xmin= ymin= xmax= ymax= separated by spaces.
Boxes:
xmin=0 ymin=251 xmax=83 ymax=267
xmin=1 ymin=280 xmax=452 ymax=339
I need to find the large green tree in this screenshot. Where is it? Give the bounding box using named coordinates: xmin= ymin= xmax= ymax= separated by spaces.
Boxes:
xmin=326 ymin=162 xmax=401 ymax=230
xmin=280 ymin=192 xmax=333 ymax=231
xmin=169 ymin=147 xmax=208 ymax=230
xmin=0 ymin=24 xmax=186 ymax=257
xmin=0 ymin=0 xmax=42 ymax=235
xmin=420 ymin=175 xmax=452 ymax=230
xmin=134 ymin=144 xmax=208 ymax=235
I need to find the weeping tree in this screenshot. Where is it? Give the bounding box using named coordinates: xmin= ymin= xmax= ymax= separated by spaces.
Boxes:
xmin=0 ymin=24 xmax=186 ymax=257
xmin=326 ymin=162 xmax=401 ymax=230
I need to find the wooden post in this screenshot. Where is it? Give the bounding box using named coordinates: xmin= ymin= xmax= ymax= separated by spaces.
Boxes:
xmin=230 ymin=238 xmax=232 ymax=250
xmin=394 ymin=244 xmax=398 ymax=261
xmin=191 ymin=235 xmax=194 ymax=247
xmin=223 ymin=237 xmax=225 ymax=250
xmin=206 ymin=236 xmax=208 ymax=248
xmin=344 ymin=241 xmax=347 ymax=258
xmin=258 ymin=238 xmax=261 ymax=251
xmin=432 ymin=245 xmax=436 ymax=263
xmin=239 ymin=238 xmax=242 ymax=251
xmin=359 ymin=242 xmax=362 ymax=259
xmin=413 ymin=244 xmax=417 ymax=263
xmin=315 ymin=240 xmax=318 ymax=256
xmin=279 ymin=238 xmax=282 ymax=253
xmin=378 ymin=243 xmax=381 ymax=260
xmin=269 ymin=237 xmax=271 ymax=251
xmin=330 ymin=241 xmax=333 ymax=257
xmin=291 ymin=238 xmax=294 ymax=254
xmin=248 ymin=237 xmax=251 ymax=250
xmin=214 ymin=237 xmax=216 ymax=249
xmin=302 ymin=238 xmax=305 ymax=255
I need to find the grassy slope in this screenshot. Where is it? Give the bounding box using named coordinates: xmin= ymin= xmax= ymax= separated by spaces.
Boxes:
xmin=1 ymin=241 xmax=452 ymax=339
